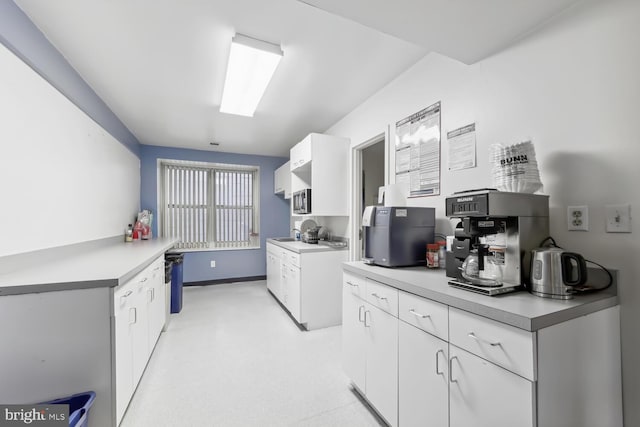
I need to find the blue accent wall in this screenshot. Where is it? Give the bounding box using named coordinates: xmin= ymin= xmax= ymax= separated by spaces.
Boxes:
xmin=140 ymin=145 xmax=290 ymax=282
xmin=0 ymin=1 xmax=140 ymax=156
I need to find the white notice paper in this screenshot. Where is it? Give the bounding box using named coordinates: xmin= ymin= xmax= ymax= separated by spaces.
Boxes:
xmin=395 ymin=102 xmax=441 ymax=197
xmin=447 ymin=123 xmax=477 ymax=171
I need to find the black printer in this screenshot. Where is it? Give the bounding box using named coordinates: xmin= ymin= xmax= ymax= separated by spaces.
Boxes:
xmin=362 ymin=206 xmax=436 ymax=267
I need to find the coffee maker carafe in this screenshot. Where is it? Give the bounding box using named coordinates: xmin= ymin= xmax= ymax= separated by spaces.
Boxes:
xmin=445 ymin=190 xmax=549 ymax=295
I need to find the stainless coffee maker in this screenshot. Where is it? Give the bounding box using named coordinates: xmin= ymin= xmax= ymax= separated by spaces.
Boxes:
xmin=445 ymin=190 xmax=549 ymax=295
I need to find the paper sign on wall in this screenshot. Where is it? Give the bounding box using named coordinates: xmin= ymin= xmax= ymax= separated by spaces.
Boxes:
xmin=447 ymin=123 xmax=477 ymax=171
xmin=395 ymin=101 xmax=441 ymax=197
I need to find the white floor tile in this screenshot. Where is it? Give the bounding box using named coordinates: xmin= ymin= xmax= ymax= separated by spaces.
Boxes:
xmin=120 ymin=281 xmax=383 ymax=427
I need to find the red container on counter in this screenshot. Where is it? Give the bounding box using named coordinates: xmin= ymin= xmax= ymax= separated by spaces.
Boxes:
xmin=426 ymin=243 xmax=439 ymax=268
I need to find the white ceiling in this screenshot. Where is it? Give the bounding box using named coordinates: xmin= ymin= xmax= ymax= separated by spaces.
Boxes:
xmin=15 ymin=0 xmax=583 ymax=157
xmin=299 ymin=0 xmax=585 ymax=64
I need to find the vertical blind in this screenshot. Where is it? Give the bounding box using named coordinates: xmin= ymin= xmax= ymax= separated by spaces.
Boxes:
xmin=161 ymin=162 xmax=259 ymax=249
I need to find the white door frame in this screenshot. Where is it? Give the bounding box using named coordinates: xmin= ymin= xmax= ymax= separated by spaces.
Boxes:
xmin=349 ymin=129 xmax=389 ymax=261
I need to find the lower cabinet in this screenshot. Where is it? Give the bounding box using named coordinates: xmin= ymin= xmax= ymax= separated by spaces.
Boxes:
xmin=449 ymin=345 xmax=534 ymax=427
xmin=282 ymin=262 xmax=301 ymax=321
xmin=266 ymin=242 xmax=348 ymax=330
xmin=147 ymin=261 xmax=166 ymax=353
xmin=364 ymin=304 xmax=398 ymax=426
xmin=342 ymin=284 xmax=366 ymax=391
xmin=114 ymin=283 xmax=135 ymax=424
xmin=398 ymin=321 xmax=448 ymax=427
xmin=114 ymin=255 xmax=165 ymax=425
xmin=266 ymin=243 xmax=282 ymax=300
xmin=342 ymin=273 xmax=398 ymax=426
xmin=342 ymin=269 xmax=622 ymax=427
xmin=131 ymin=278 xmax=149 ymax=383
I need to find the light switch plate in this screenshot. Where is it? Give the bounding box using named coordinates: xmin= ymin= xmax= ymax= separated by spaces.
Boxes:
xmin=567 ymin=206 xmax=589 ymax=231
xmin=605 ymin=204 xmax=632 ymax=233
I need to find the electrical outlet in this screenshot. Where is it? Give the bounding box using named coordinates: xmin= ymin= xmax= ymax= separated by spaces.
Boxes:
xmin=210 ymin=260 xmax=216 ymax=268
xmin=567 ymin=206 xmax=589 ymax=231
xmin=605 ymin=204 xmax=632 ymax=233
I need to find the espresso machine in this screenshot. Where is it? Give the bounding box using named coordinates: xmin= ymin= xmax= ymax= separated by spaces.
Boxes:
xmin=445 ymin=190 xmax=549 ymax=295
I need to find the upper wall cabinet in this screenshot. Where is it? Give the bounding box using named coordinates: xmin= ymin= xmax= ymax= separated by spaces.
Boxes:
xmin=290 ymin=137 xmax=313 ymax=172
xmin=274 ymin=161 xmax=291 ymax=199
xmin=290 ymin=133 xmax=350 ymax=216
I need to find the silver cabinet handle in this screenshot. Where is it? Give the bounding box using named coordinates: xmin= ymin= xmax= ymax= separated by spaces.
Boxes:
xmin=141 ymin=277 xmax=148 ymax=283
xmin=120 ymin=290 xmax=133 ymax=304
xmin=436 ymin=349 xmax=445 ymax=375
xmin=347 ymin=281 xmax=358 ymax=287
xmin=358 ymin=305 xmax=365 ymax=322
xmin=449 ymin=356 xmax=458 ymax=383
xmin=129 ymin=307 xmax=137 ymax=325
xmin=364 ymin=310 xmax=371 ymax=327
xmin=371 ymin=292 xmax=387 ymax=301
xmin=409 ymin=309 xmax=430 ymax=319
xmin=468 ymin=332 xmax=501 ymax=347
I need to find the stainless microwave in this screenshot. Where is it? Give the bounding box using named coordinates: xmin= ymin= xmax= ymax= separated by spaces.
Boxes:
xmin=293 ymin=189 xmax=311 ymax=214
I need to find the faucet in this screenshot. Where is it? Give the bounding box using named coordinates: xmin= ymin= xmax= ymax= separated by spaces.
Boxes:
xmin=292 ymin=228 xmax=301 ymax=240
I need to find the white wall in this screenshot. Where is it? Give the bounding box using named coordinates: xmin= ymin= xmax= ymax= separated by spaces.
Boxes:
xmin=327 ymin=0 xmax=640 ymax=423
xmin=0 ymin=43 xmax=140 ymax=257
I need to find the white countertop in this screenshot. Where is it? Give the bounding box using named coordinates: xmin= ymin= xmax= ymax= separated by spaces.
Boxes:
xmin=0 ymin=237 xmax=177 ymax=296
xmin=267 ymin=238 xmax=348 ymax=253
xmin=344 ymin=261 xmax=618 ymax=331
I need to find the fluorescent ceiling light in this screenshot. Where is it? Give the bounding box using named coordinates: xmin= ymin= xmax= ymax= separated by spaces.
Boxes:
xmin=220 ymin=34 xmax=283 ymax=117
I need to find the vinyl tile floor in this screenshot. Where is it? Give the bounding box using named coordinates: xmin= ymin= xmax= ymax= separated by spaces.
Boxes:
xmin=120 ymin=280 xmax=384 ymax=427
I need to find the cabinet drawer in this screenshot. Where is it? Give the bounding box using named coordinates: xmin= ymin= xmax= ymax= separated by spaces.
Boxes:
xmin=343 ymin=271 xmax=366 ymax=300
xmin=281 ymin=250 xmax=300 ymax=267
xmin=398 ymin=291 xmax=448 ymax=341
xmin=150 ymin=257 xmax=164 ymax=279
xmin=449 ymin=308 xmax=536 ymax=381
xmin=365 ymin=279 xmax=398 ymax=317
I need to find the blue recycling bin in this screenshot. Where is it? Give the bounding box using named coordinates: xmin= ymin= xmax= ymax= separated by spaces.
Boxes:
xmin=167 ymin=253 xmax=184 ymax=313
xmin=40 ymin=391 xmax=96 ymax=427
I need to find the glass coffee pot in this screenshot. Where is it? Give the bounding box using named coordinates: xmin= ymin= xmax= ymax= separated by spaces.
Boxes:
xmin=460 ymin=244 xmax=503 ymax=287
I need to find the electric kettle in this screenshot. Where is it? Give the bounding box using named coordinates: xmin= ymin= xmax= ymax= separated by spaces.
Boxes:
xmin=529 ymin=247 xmax=587 ymax=299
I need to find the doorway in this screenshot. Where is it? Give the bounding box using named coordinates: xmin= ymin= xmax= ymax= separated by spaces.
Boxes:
xmin=351 ymin=133 xmax=386 ymax=261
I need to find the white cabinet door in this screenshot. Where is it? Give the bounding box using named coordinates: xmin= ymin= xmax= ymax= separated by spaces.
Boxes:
xmin=131 ymin=277 xmax=150 ymax=386
xmin=365 ymin=303 xmax=399 ymax=427
xmin=287 ymin=265 xmax=301 ymax=321
xmin=114 ymin=285 xmax=135 ymax=424
xmin=342 ymin=286 xmax=366 ymax=392
xmin=274 ymin=161 xmax=291 ymax=198
xmin=283 ymin=175 xmax=291 ymax=199
xmin=274 ymin=164 xmax=283 ymax=194
xmin=147 ymin=261 xmax=165 ymax=352
xmin=399 ymin=321 xmax=449 ymax=427
xmin=290 ymin=135 xmax=311 ymax=172
xmin=115 ymin=257 xmax=168 ymax=425
xmin=280 ymin=262 xmax=289 ymax=307
xmin=266 ymin=247 xmax=281 ymax=300
xmin=449 ymin=345 xmax=535 ymax=427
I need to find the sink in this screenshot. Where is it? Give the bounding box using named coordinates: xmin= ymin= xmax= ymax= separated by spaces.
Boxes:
xmin=272 ymin=237 xmax=295 ymax=242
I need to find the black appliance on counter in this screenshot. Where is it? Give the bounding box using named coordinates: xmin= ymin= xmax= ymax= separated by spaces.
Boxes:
xmin=362 ymin=206 xmax=435 ymax=267
xmin=445 ymin=189 xmax=550 ymax=295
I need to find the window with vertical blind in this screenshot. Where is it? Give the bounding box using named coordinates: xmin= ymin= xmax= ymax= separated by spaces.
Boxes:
xmin=158 ymin=160 xmax=260 ymax=250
